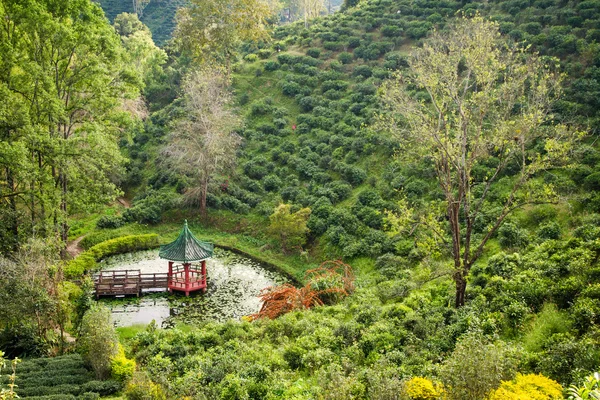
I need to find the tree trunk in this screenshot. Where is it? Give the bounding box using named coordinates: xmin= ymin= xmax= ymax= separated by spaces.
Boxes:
xmin=200 ymin=178 xmax=208 ymax=219
xmin=59 ymin=170 xmax=68 ymax=259
xmin=454 ymin=272 xmax=467 ymax=307
xmin=6 ymin=168 xmax=19 ymax=252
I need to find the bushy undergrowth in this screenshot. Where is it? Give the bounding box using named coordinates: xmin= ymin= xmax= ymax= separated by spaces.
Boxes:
xmin=64 ymin=234 xmax=160 ymax=278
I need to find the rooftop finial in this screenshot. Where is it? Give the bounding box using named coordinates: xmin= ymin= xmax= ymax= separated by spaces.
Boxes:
xmin=184 ymin=219 xmax=188 ymax=226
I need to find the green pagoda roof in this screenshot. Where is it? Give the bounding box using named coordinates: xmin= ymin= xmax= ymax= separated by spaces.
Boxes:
xmin=159 ymin=220 xmax=214 ymax=262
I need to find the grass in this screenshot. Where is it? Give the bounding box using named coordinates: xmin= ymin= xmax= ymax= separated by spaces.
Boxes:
xmin=116 ymin=325 xmax=147 ymax=342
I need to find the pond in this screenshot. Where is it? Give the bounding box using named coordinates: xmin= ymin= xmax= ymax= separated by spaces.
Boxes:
xmin=98 ymin=248 xmax=288 ymax=327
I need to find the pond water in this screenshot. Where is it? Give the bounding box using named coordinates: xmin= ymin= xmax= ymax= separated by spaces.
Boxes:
xmin=98 ymin=248 xmax=288 ymax=327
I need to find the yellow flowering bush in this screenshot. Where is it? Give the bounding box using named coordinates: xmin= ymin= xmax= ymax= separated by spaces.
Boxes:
xmin=111 ymin=344 xmax=136 ymax=382
xmin=405 ymin=377 xmax=446 ymax=400
xmin=488 ymin=373 xmax=563 ymax=400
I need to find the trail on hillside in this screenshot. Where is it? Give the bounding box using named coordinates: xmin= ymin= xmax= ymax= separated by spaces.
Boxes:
xmin=66 ymin=235 xmax=85 ymax=258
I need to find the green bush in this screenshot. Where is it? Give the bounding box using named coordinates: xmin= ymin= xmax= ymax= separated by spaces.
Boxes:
xmin=124 ymin=372 xmax=166 ymax=400
xmin=263 ymin=60 xmax=279 ymax=71
xmin=79 ymin=380 xmax=121 ymax=396
xmin=64 ymin=234 xmax=160 ymax=278
xmin=79 ymin=230 xmax=123 ymax=250
xmin=440 ymin=331 xmax=519 ymax=400
xmin=96 ymin=215 xmax=125 ymax=229
xmin=307 ymin=48 xmax=321 ymax=58
xmin=79 ymin=393 xmax=100 ymax=400
xmin=338 ymin=52 xmax=353 ymax=64
xmin=498 ymin=222 xmax=529 ymax=248
xmin=537 ymin=222 xmax=561 ymax=240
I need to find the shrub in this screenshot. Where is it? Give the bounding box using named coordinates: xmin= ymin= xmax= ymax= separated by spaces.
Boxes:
xmin=250 ymin=100 xmax=273 ymax=116
xmin=281 ymin=81 xmax=302 ymax=96
xmin=440 ymin=331 xmax=519 ymax=400
xmin=111 ymin=344 xmax=136 ymax=382
xmin=381 ymin=25 xmax=401 ymax=37
xmin=498 ymin=222 xmax=528 ymax=248
xmin=96 ymin=215 xmax=124 ymax=229
xmin=79 ymin=393 xmax=100 ymax=400
xmin=78 ymin=305 xmax=119 ymax=379
xmin=244 ymin=53 xmax=258 ymax=62
xmin=537 ymin=222 xmax=561 ymax=240
xmin=79 ymin=380 xmax=121 ymax=396
xmin=257 ymin=49 xmax=271 ymax=59
xmin=263 ymin=60 xmax=279 ymax=71
xmin=262 ymin=175 xmax=282 ymax=192
xmin=338 ymin=52 xmax=353 ymax=64
xmin=403 ymin=377 xmax=446 ymax=400
xmin=306 ymin=48 xmax=321 ymax=58
xmin=79 ymin=230 xmax=122 ymax=250
xmin=338 ymin=163 xmax=367 ymax=185
xmin=122 ymin=191 xmax=174 ymax=224
xmin=353 ymin=65 xmax=373 ymax=78
xmin=268 ymin=204 xmax=311 ymax=252
xmin=64 ymin=234 xmax=160 ymax=278
xmin=488 ymin=374 xmax=563 ymax=400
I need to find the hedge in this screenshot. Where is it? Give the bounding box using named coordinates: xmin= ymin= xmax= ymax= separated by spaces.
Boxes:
xmin=64 ymin=234 xmax=160 ymax=279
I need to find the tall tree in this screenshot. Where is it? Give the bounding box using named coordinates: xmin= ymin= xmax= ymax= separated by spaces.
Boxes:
xmin=164 ymin=69 xmax=242 ymax=217
xmin=0 ymin=0 xmax=142 ymax=253
xmin=174 ymin=0 xmax=276 ymax=74
xmin=380 ymin=16 xmax=580 ymax=307
xmin=300 ymin=0 xmax=325 ymax=27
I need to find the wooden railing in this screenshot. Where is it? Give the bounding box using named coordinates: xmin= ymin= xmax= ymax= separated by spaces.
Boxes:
xmin=94 ymin=270 xmax=169 ymax=298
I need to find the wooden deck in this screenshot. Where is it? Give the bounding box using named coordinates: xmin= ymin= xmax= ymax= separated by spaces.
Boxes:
xmin=94 ymin=270 xmax=169 ymax=298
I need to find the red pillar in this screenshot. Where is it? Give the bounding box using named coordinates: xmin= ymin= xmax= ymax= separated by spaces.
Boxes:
xmin=201 ymin=260 xmax=207 ymax=293
xmin=184 ymin=263 xmax=190 ymax=296
xmin=167 ymin=261 xmax=173 ymax=293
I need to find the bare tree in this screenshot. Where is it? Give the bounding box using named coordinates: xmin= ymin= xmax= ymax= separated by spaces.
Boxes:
xmin=380 ymin=16 xmax=581 ymax=307
xmin=164 ymin=69 xmax=241 ymax=217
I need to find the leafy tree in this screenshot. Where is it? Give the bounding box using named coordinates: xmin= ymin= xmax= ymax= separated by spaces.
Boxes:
xmin=114 ymin=13 xmax=167 ymax=92
xmin=300 ymin=0 xmax=325 ymax=27
xmin=268 ymin=203 xmax=311 ymax=252
xmin=164 ymin=69 xmax=242 ymax=217
xmin=0 ymin=0 xmax=140 ymax=253
xmin=78 ymin=304 xmax=119 ymax=380
xmin=174 ymin=0 xmax=276 ymax=74
xmin=380 ymin=15 xmax=581 ymax=307
xmin=0 ymin=239 xmax=66 ymax=356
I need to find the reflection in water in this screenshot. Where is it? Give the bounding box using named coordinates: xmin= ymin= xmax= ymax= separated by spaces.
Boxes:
xmin=99 ymin=248 xmax=287 ymax=327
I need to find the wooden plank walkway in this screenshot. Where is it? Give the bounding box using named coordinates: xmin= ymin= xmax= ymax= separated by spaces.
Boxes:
xmin=94 ymin=270 xmax=169 ymax=298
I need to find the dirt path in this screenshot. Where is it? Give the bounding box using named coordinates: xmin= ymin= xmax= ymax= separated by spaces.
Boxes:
xmin=66 ymin=235 xmax=85 ymax=258
xmin=117 ymin=196 xmax=131 ymax=208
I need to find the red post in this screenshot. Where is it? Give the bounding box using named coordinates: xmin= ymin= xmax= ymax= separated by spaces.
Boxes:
xmin=167 ymin=261 xmax=173 ymax=293
xmin=201 ymin=260 xmax=207 ymax=293
xmin=184 ymin=263 xmax=190 ymax=296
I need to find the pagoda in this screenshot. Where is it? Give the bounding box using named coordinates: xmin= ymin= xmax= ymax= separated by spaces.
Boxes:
xmin=159 ymin=221 xmax=214 ymax=296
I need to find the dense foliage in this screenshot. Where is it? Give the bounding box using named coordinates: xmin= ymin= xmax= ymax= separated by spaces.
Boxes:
xmin=4 ymin=0 xmax=600 ymax=397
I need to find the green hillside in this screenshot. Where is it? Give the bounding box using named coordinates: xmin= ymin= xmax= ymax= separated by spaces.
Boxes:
xmin=111 ymin=0 xmax=600 ymax=394
xmin=4 ymin=0 xmax=600 ymax=397
xmin=96 ymin=0 xmax=184 ymax=45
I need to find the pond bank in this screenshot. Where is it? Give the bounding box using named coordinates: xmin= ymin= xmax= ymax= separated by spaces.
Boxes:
xmin=99 ymin=248 xmax=289 ymax=327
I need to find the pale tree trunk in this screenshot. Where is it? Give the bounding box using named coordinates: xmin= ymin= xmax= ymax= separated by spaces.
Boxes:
xmin=6 ymin=168 xmax=19 ymax=252
xmin=200 ymin=176 xmax=209 ymax=219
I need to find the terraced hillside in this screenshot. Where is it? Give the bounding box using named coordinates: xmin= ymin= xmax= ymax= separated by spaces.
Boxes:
xmin=6 ymin=354 xmax=121 ymax=399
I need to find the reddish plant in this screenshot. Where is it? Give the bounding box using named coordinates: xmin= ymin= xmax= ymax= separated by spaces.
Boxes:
xmin=252 ymin=260 xmax=354 ymax=320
